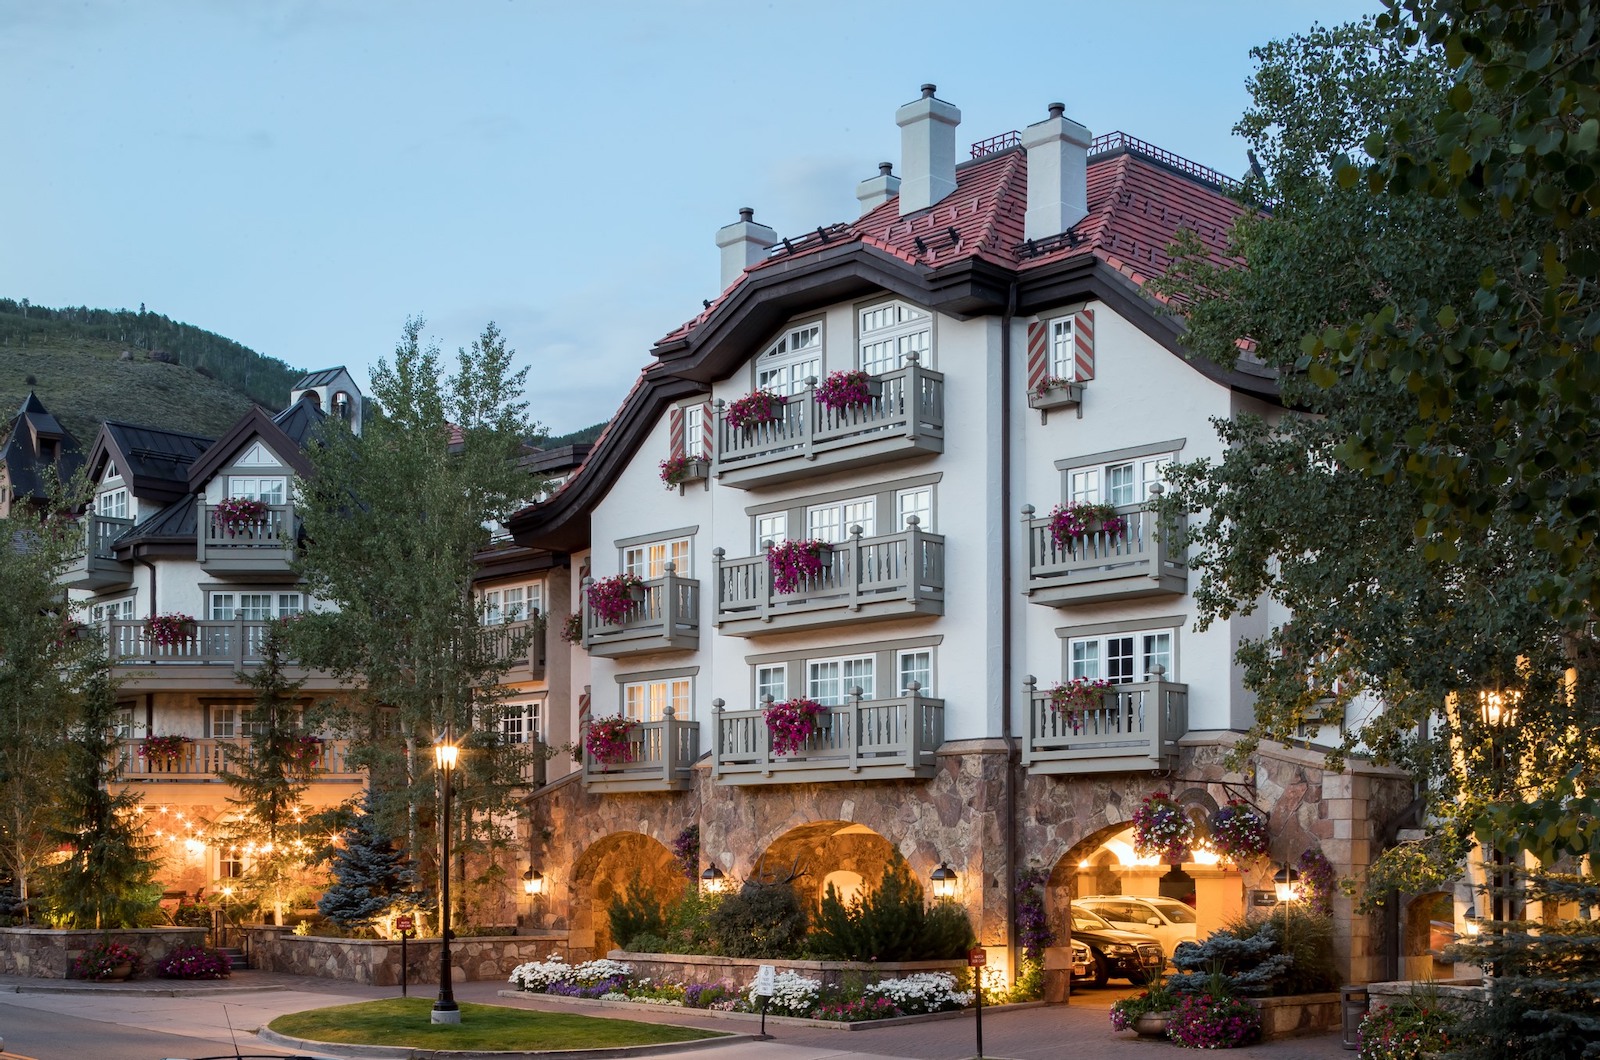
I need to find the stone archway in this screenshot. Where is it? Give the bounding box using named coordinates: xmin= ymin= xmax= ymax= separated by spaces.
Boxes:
xmin=750 ymin=820 xmax=907 ymax=910
xmin=1402 ymin=891 xmax=1455 ymax=980
xmin=568 ymin=831 xmax=684 ymax=960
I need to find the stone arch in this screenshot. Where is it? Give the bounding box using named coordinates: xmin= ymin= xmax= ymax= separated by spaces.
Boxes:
xmin=748 ymin=820 xmax=910 ymax=911
xmin=1402 ymin=891 xmax=1454 ymax=980
xmin=568 ymin=831 xmax=685 ymax=959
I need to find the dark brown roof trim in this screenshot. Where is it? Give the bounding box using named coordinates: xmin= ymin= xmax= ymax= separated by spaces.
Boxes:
xmin=472 ymin=543 xmax=567 ymax=583
xmin=186 ymin=405 xmax=314 ymax=489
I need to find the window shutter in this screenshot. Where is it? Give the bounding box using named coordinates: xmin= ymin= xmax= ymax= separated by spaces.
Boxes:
xmin=1026 ymin=321 xmax=1048 ymax=391
xmin=1074 ymin=307 xmax=1095 ymax=381
xmin=700 ymin=401 xmax=714 ymax=458
xmin=668 ymin=406 xmax=685 ymax=458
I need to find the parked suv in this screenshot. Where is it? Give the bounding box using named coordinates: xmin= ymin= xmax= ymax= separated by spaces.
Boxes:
xmin=1068 ymin=902 xmax=1166 ymax=986
xmin=1075 ymin=894 xmax=1199 ymax=958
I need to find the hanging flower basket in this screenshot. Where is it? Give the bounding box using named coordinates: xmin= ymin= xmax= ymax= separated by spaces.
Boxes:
xmin=767 ymin=539 xmax=833 ymax=594
xmin=814 ymin=370 xmax=878 ymax=412
xmin=587 ymin=574 xmax=645 ymax=625
xmin=1047 ymin=501 xmax=1125 ymax=548
xmin=138 ymin=734 xmax=192 ymax=763
xmin=145 ymin=613 xmax=196 ymax=648
xmin=726 ymin=389 xmax=788 ymax=430
xmin=659 ymin=454 xmax=709 ymax=489
xmin=764 ymin=697 xmax=826 ymax=756
xmin=585 ymin=716 xmax=637 ymax=767
xmin=1208 ymin=800 xmax=1269 ymax=863
xmin=212 ymin=497 xmax=267 ymax=536
xmin=560 ymin=612 xmax=583 ymax=644
xmin=1046 ymin=677 xmax=1112 ymax=728
xmin=1131 ymin=792 xmax=1192 ymax=864
xmin=284 ymin=735 xmax=325 ymax=771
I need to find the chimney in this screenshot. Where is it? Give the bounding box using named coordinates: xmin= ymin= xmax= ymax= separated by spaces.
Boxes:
xmin=895 ymin=84 xmax=961 ymax=216
xmin=1021 ymin=102 xmax=1092 ymax=240
xmin=714 ymin=207 xmax=778 ymax=290
xmin=855 ymin=162 xmax=901 ymax=215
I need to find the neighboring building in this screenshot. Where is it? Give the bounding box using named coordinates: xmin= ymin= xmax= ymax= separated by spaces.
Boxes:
xmin=510 ymin=88 xmax=1413 ymax=987
xmin=0 ymin=392 xmax=83 ymax=518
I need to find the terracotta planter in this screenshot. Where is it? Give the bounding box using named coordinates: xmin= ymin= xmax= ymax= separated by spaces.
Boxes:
xmin=102 ymin=962 xmax=133 ymax=982
xmin=1133 ymin=1011 xmax=1171 ymax=1037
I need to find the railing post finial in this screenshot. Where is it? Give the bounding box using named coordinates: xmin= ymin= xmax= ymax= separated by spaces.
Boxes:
xmin=1024 ymin=674 xmax=1037 ymax=691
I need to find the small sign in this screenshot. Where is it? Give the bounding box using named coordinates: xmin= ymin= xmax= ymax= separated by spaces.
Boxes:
xmin=967 ymin=947 xmax=987 ymax=968
xmin=753 ymin=964 xmax=776 ymax=997
xmin=395 ymin=915 xmax=415 ymax=933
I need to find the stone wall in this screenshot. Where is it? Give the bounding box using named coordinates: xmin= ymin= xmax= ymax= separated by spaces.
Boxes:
xmin=0 ymin=927 xmax=206 ymax=979
xmin=1246 ymin=992 xmax=1343 ymax=1039
xmin=611 ymin=950 xmax=965 ymax=991
xmin=242 ymin=927 xmax=560 ymax=986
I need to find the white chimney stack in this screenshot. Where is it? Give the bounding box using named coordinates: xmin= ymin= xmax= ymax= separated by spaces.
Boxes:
xmin=895 ymin=84 xmax=961 ymax=216
xmin=714 ymin=207 xmax=778 ymax=290
xmin=1022 ymin=102 xmax=1092 ymax=240
xmin=855 ymin=162 xmax=901 ymax=215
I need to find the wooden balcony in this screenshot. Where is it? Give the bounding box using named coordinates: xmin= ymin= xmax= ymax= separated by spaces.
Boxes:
xmin=713 ymin=524 xmax=944 ymax=637
xmin=712 ymin=357 xmax=944 ymax=489
xmin=1023 ymin=503 xmax=1186 ymax=606
xmin=1020 ymin=674 xmax=1187 ymax=775
xmin=62 ymin=513 xmax=134 ymax=590
xmin=583 ymin=568 xmax=700 ymax=658
xmin=483 ymin=617 xmax=548 ymax=681
xmin=196 ymin=502 xmax=296 ymax=577
xmin=581 ymin=710 xmax=699 ymax=793
xmin=711 ymin=688 xmax=944 ymax=785
xmin=115 ymin=737 xmax=362 ymax=781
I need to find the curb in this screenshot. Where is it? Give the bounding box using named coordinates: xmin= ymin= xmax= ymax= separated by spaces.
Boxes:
xmin=4 ymin=981 xmax=286 ymax=997
xmin=495 ymin=990 xmax=1048 ymax=1031
xmin=256 ymin=1027 xmax=750 ymax=1060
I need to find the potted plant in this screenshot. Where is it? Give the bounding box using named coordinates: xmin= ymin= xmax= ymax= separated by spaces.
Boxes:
xmin=145 ymin=612 xmax=196 ymax=648
xmin=814 ymin=370 xmax=879 ymax=413
xmin=1046 ymin=500 xmax=1125 ymax=549
xmin=1028 ymin=374 xmax=1086 ymax=418
xmin=70 ymin=938 xmax=143 ymax=981
xmin=1208 ymin=800 xmax=1270 ymax=863
xmin=726 ymin=389 xmax=787 ymax=430
xmin=560 ymin=612 xmax=583 ymax=644
xmin=766 ymin=539 xmax=833 ymax=594
xmin=137 ymin=734 xmax=192 ymax=765
xmin=587 ymin=574 xmax=645 ymax=625
xmin=585 ymin=716 xmax=638 ymax=768
xmin=764 ymin=697 xmax=827 ymax=755
xmin=284 ymin=734 xmax=325 ymax=771
xmin=659 ymin=453 xmax=709 ymax=490
xmin=212 ymin=496 xmax=268 ymax=536
xmin=1046 ymin=676 xmax=1112 ymax=728
xmin=1109 ymin=981 xmax=1179 ymax=1037
xmin=1132 ymin=792 xmax=1192 ymax=865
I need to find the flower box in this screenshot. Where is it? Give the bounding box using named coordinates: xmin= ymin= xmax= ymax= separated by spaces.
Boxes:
xmin=1027 ymin=377 xmax=1085 ymax=420
xmin=284 ymin=735 xmax=325 ymax=771
xmin=145 ymin=613 xmax=196 ymax=648
xmin=658 ymin=455 xmax=710 ymax=491
xmin=1045 ymin=677 xmax=1111 ymax=729
xmin=138 ymin=734 xmax=192 ymax=764
xmin=587 ymin=574 xmax=645 ymax=625
xmin=585 ymin=716 xmax=638 ymax=768
xmin=212 ymin=497 xmax=268 ymax=536
xmin=1045 ymin=501 xmax=1124 ymax=549
xmin=765 ymin=697 xmax=827 ymax=756
xmin=766 ymin=539 xmax=833 ymax=594
xmin=814 ymin=370 xmax=880 ymax=413
xmin=726 ymin=390 xmax=788 ymax=430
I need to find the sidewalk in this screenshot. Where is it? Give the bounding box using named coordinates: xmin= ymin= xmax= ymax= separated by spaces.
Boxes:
xmin=0 ymin=969 xmax=1355 ymax=1060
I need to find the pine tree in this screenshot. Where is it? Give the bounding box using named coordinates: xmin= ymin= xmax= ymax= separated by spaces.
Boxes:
xmin=317 ymin=788 xmax=422 ymax=936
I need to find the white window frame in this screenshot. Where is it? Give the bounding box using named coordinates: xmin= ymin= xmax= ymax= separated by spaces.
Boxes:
xmin=895 ymin=485 xmax=933 ymax=532
xmin=623 ymin=537 xmax=691 ymax=579
xmin=858 ymin=300 xmax=932 ymax=373
xmin=755 ymin=513 xmax=788 ymax=550
xmin=754 ymin=322 xmax=823 ymax=397
xmin=806 ymin=654 xmax=876 ymax=706
xmin=1070 ymin=456 xmax=1172 ymax=508
xmin=1067 ymin=629 xmax=1175 ymax=684
xmin=1048 ymin=316 xmax=1077 ymax=380
xmin=88 ymin=597 xmax=135 ymax=624
xmin=208 ymin=591 xmax=303 ymax=621
xmin=622 ymin=677 xmax=691 ymax=722
xmin=806 ymin=496 xmax=876 ymax=544
xmin=480 ymin=581 xmax=544 ymax=625
xmin=897 ymin=649 xmax=934 ymax=695
xmin=683 ymin=404 xmax=708 ymax=459
xmin=755 ymin=664 xmax=787 ymax=705
xmin=96 ymin=487 xmax=129 ymax=520
xmin=225 ymin=476 xmax=287 ymax=504
xmin=501 ymin=700 xmax=543 ymax=744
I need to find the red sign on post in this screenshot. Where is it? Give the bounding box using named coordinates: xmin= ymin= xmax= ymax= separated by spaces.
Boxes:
xmin=967 ymin=947 xmax=987 ymax=967
xmin=395 ymin=916 xmax=414 ymax=933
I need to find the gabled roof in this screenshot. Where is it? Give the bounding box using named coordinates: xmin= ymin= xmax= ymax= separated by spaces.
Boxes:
xmin=185 ymin=402 xmax=317 ymax=489
xmin=86 ymin=421 xmax=213 ymax=503
xmin=1 ymin=392 xmax=84 ymax=502
xmin=272 ymin=393 xmax=328 ymax=448
xmin=292 ymin=366 xmax=349 ymax=389
xmin=114 ymin=494 xmax=196 ymax=547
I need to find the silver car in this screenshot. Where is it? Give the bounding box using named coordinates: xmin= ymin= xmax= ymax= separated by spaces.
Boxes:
xmin=1075 ymin=894 xmax=1199 ymax=957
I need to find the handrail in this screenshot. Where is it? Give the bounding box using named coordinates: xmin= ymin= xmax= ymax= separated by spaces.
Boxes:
xmin=713 ymin=522 xmax=944 ymax=622
xmin=712 ymin=687 xmax=944 ymax=777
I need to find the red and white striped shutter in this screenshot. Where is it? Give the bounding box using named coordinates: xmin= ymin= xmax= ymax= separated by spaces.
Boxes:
xmin=700 ymin=401 xmax=713 ymax=458
xmin=1073 ymin=307 xmax=1095 ymax=381
xmin=668 ymin=406 xmax=686 ymax=458
xmin=1026 ymin=321 xmax=1048 ymax=391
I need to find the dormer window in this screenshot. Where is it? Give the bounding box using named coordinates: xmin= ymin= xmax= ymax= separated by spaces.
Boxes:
xmin=227 ymin=476 xmax=286 ymax=504
xmin=96 ymin=488 xmax=129 ymax=520
xmin=755 ymin=322 xmax=822 ymax=396
xmin=859 ymin=300 xmax=931 ymax=373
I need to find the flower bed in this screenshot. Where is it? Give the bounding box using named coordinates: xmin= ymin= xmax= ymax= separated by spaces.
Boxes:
xmin=1133 ymin=792 xmax=1192 ymax=864
xmin=764 ymin=697 xmax=826 ymax=755
xmin=1167 ymin=992 xmax=1262 ymax=1049
xmin=212 ymin=496 xmax=267 ymax=536
xmin=766 ymin=539 xmax=831 ymax=594
xmin=584 ymin=716 xmax=637 ymax=767
xmin=814 ymin=370 xmax=876 ymax=412
xmin=727 ymin=390 xmax=787 ymax=430
xmin=1046 ymin=500 xmax=1124 ymax=548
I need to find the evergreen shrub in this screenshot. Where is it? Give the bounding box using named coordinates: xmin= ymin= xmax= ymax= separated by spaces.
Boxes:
xmin=708 ymin=881 xmax=808 ymax=958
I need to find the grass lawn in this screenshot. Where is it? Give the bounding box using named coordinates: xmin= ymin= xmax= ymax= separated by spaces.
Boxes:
xmin=268 ymin=998 xmax=728 ymax=1050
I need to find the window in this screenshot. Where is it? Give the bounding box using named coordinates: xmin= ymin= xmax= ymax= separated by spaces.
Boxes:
xmin=1049 ymin=317 xmax=1077 ymax=380
xmin=96 ymin=488 xmax=129 ymax=520
xmin=219 ymin=849 xmax=245 ymax=880
xmin=898 ymin=649 xmax=933 ymax=695
xmin=481 ymin=582 xmax=544 ymax=624
xmin=807 ymin=655 xmax=875 ymax=705
xmin=1069 ymin=456 xmax=1171 ymax=507
xmin=622 ymin=678 xmax=690 ymax=722
xmin=234 ymin=441 xmax=278 ymax=468
xmin=1067 ymin=630 xmax=1175 ymax=683
xmin=755 ymin=323 xmax=822 ymax=396
xmin=114 ymin=707 xmax=138 ymax=741
xmin=623 ymin=537 xmax=691 ymax=579
xmin=209 ymin=592 xmax=302 ymax=620
xmin=806 ymin=497 xmax=876 ymax=544
xmin=209 ymin=704 xmax=273 ymax=739
xmin=755 ymin=513 xmax=788 ymax=549
xmin=756 ymin=664 xmax=787 ymax=704
xmin=896 ymin=486 xmax=933 ymax=532
xmin=89 ymin=597 xmax=135 ymax=624
xmin=501 ymin=701 xmax=542 ymax=744
xmin=684 ymin=404 xmax=708 ymax=459
xmin=859 ymin=300 xmax=932 ymax=373
xmin=226 ymin=476 xmax=287 ymax=504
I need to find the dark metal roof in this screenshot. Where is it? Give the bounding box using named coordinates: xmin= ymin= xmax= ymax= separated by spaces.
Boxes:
xmin=1 ymin=392 xmax=85 ymax=502
xmin=272 ymin=393 xmax=327 ymax=447
xmin=292 ymin=366 xmax=348 ymax=389
xmin=116 ymin=494 xmax=196 ymax=545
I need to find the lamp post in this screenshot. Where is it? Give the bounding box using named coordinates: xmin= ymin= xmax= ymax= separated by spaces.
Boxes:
xmin=1274 ymin=861 xmax=1301 ymax=956
xmin=930 ymin=861 xmax=959 ymax=901
xmin=432 ymin=739 xmax=460 ymax=1025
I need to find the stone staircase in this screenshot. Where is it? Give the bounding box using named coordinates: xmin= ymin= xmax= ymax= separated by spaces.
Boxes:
xmin=217 ymin=945 xmax=249 ymax=971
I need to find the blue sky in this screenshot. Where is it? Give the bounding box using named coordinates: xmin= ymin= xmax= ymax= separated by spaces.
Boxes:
xmin=2 ymin=0 xmax=1373 ymax=435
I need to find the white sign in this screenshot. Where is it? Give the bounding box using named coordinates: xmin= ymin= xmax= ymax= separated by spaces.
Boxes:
xmin=753 ymin=964 xmax=776 ymax=997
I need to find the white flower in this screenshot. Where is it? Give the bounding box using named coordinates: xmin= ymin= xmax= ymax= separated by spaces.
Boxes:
xmin=863 ymin=972 xmax=973 ymax=1014
xmin=749 ymin=970 xmax=821 ymax=1016
xmin=508 ymin=955 xmax=574 ymax=992
xmin=570 ymin=958 xmax=633 ymax=985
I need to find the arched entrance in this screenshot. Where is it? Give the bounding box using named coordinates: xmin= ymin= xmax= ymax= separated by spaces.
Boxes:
xmin=569 ymin=831 xmax=684 ymax=960
xmin=1402 ymin=892 xmax=1454 ymax=980
xmin=751 ymin=820 xmax=907 ymax=908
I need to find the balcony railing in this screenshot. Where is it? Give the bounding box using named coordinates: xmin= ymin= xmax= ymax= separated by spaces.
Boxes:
xmin=116 ymin=737 xmax=361 ymax=780
xmin=1022 ymin=501 xmax=1186 ymax=606
xmin=711 ymin=687 xmax=944 ymax=784
xmin=105 ymin=617 xmax=289 ymax=668
xmin=62 ymin=513 xmax=134 ymax=589
xmin=1020 ymin=672 xmax=1187 ymax=774
xmin=581 ymin=709 xmax=699 ymax=793
xmin=197 ymin=502 xmax=296 ymax=574
xmin=583 ymin=567 xmax=700 ymax=657
xmin=482 ymin=616 xmax=548 ymax=680
xmin=712 ymin=357 xmax=944 ymax=488
xmin=713 ymin=523 xmax=944 ymax=637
